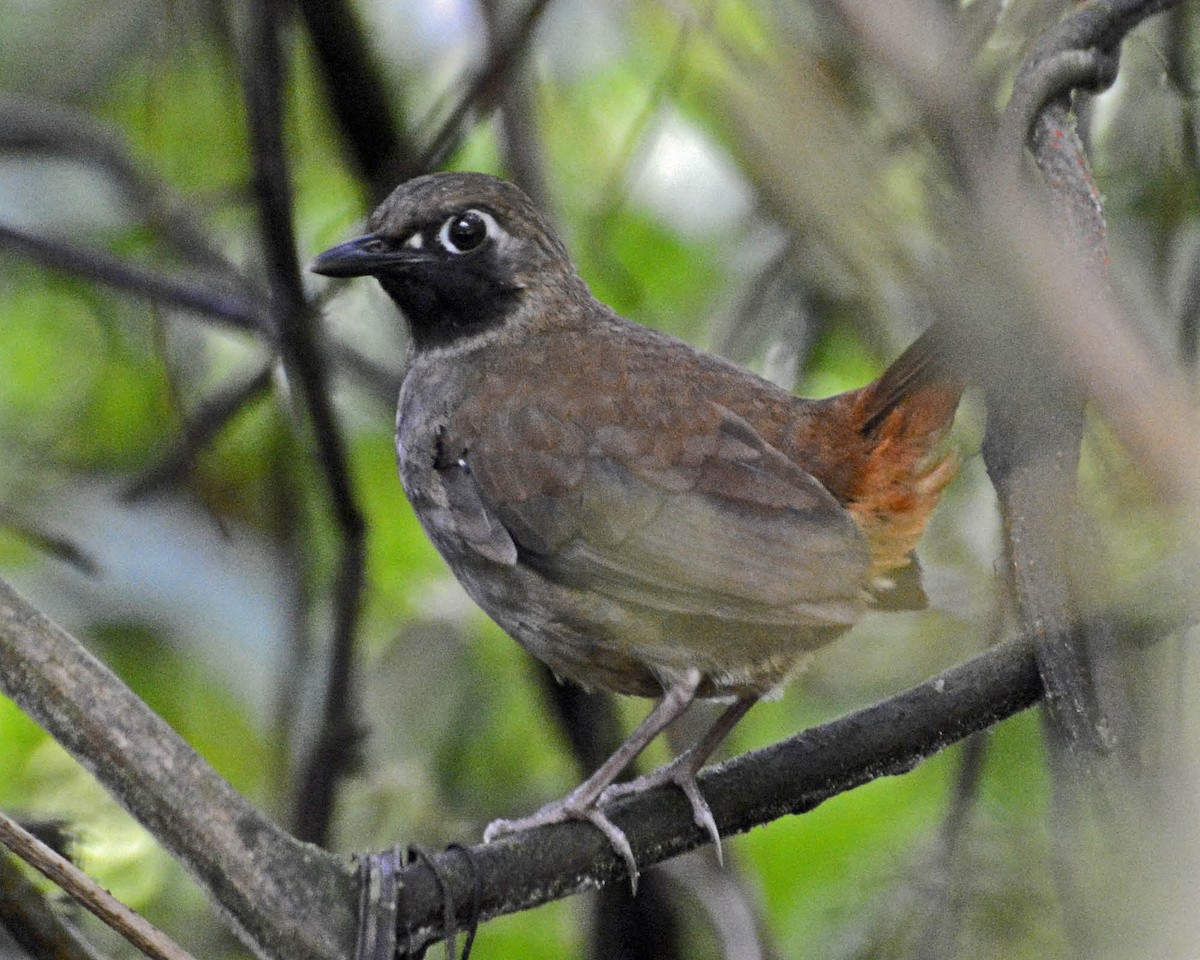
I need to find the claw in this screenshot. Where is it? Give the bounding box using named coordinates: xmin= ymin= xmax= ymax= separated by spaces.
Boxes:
xmin=675 ymin=772 xmax=723 ymax=866
xmin=583 ymin=808 xmax=639 ymax=894
xmin=482 ymin=817 xmax=515 ymax=844
xmin=482 ymin=801 xmax=641 ymax=894
xmin=600 ymin=757 xmax=724 ymax=864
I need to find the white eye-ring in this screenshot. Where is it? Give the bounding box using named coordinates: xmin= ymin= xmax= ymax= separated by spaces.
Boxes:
xmin=437 ymin=208 xmax=501 ymax=254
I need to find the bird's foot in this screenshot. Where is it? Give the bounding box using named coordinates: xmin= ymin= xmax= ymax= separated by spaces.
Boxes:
xmin=598 ymin=752 xmax=723 ymax=865
xmin=484 ymin=797 xmax=641 ymax=893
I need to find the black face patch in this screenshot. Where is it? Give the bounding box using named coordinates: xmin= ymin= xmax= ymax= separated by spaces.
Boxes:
xmin=376 ymin=253 xmax=522 ymax=351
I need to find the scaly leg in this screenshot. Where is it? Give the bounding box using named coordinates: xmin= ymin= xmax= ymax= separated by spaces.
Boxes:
xmin=597 ymin=694 xmax=758 ymax=865
xmin=484 ymin=669 xmax=702 ymax=890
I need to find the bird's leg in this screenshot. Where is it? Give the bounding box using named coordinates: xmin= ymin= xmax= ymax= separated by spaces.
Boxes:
xmin=484 ymin=669 xmax=702 ymax=890
xmin=597 ymin=694 xmax=758 ymax=865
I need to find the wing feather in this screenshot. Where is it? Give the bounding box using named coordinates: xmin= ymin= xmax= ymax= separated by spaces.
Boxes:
xmin=449 ymin=401 xmax=870 ymax=630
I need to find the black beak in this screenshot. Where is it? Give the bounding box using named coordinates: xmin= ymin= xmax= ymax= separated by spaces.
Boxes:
xmin=310 ymin=234 xmax=416 ymax=278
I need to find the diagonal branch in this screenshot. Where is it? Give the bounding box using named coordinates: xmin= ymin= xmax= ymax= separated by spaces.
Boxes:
xmin=381 ymin=635 xmax=1044 ymax=955
xmin=123 ymin=363 xmax=276 ymax=502
xmin=0 ymin=95 xmax=241 ymax=278
xmin=293 ymin=0 xmax=416 ymax=200
xmin=0 ymin=222 xmax=265 ymax=335
xmin=5 ymin=571 xmax=1185 ymax=959
xmin=418 ymin=0 xmax=555 ymax=171
xmin=0 ymin=812 xmax=198 ymax=960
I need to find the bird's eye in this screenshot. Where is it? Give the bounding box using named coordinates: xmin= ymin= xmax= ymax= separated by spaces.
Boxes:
xmin=438 ymin=209 xmax=497 ymax=254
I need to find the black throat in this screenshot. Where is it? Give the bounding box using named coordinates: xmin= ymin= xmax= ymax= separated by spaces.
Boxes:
xmin=377 ymin=263 xmax=522 ymax=352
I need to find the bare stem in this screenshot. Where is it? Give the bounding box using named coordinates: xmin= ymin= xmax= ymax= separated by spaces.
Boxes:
xmin=0 ymin=812 xmax=198 ymax=960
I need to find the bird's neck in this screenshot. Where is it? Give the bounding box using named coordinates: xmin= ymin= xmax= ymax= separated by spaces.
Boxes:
xmin=379 ymin=274 xmax=523 ymax=353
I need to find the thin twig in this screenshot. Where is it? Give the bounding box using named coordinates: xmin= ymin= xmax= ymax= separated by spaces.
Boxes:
xmin=479 ymin=0 xmax=551 ymax=210
xmin=1164 ymin=4 xmax=1200 ymax=369
xmin=0 ymin=95 xmax=240 ymax=278
xmin=0 ymin=840 xmax=109 ymax=960
xmin=0 ymin=576 xmax=359 ymax=960
xmin=0 ymin=222 xmax=265 ymax=335
xmin=0 ymin=811 xmax=198 ymax=960
xmin=0 ymin=511 xmax=100 ymax=576
xmin=417 ymin=0 xmax=556 ymax=171
xmin=122 ymin=363 xmax=275 ymax=502
xmin=907 ymin=732 xmax=989 ymax=960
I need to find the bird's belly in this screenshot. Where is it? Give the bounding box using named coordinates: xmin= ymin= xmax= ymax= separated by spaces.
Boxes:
xmin=412 ymin=504 xmax=842 ymax=699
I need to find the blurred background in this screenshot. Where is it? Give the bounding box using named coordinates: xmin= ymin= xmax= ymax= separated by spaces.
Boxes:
xmin=1 ymin=0 xmax=1197 ymax=958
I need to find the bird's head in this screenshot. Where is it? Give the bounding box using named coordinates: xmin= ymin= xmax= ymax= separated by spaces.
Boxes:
xmin=311 ymin=172 xmax=579 ymax=352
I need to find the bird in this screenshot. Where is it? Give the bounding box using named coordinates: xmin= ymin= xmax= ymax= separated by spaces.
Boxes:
xmin=311 ymin=171 xmax=962 ymax=886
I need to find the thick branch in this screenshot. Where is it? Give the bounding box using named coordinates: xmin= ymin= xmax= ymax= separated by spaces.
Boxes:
xmin=981 ymin=1 xmax=1177 ymax=760
xmin=844 ymin=0 xmax=1180 ymax=762
xmin=0 ymin=568 xmax=1045 ymax=960
xmin=0 ymin=578 xmax=357 ymax=960
xmin=983 ymin=101 xmax=1106 ymax=758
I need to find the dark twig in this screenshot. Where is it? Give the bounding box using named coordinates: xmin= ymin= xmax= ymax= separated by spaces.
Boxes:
xmin=239 ymin=0 xmax=368 ymax=847
xmin=0 ymin=511 xmax=99 ymax=577
xmin=122 ymin=363 xmax=275 ymax=501
xmin=908 ymin=732 xmax=988 ymax=960
xmin=478 ymin=0 xmax=551 ymax=210
xmin=582 ymin=12 xmax=697 ymax=315
xmin=418 ymin=0 xmax=555 ymax=171
xmin=1164 ymin=6 xmax=1200 ymax=369
xmin=1178 ymin=246 xmax=1200 ymax=372
xmin=327 ymin=339 xmax=405 ymax=402
xmin=382 ymin=635 xmax=1043 ymax=955
xmin=0 ymin=222 xmax=265 ymax=335
xmin=0 ymin=96 xmax=239 ymax=278
xmin=293 ymin=0 xmax=416 ymax=200
xmin=0 ymin=811 xmax=198 ymax=960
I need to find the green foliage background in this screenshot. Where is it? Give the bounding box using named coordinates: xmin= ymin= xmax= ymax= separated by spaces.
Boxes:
xmin=1 ymin=1 xmax=1196 ymax=958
